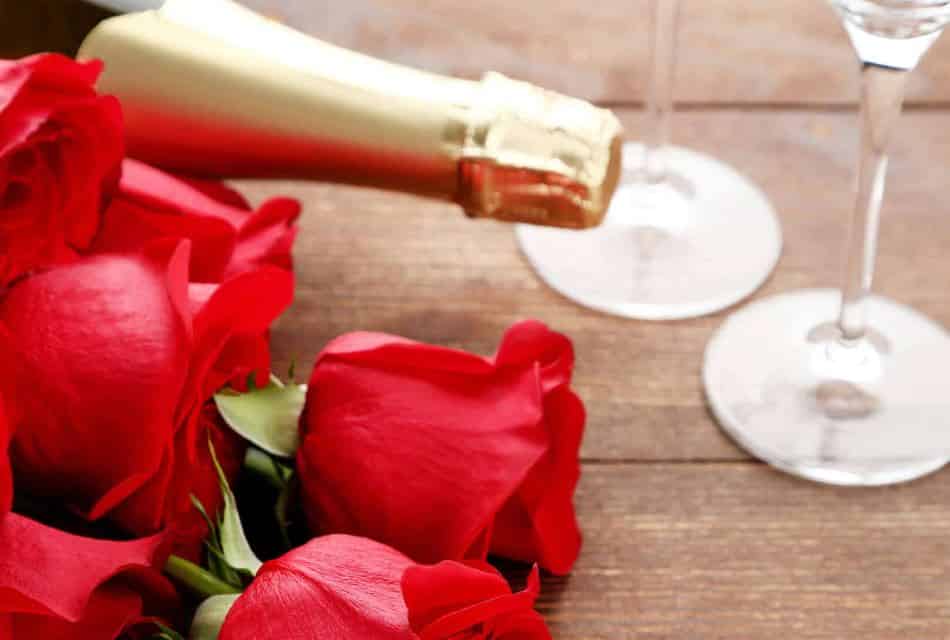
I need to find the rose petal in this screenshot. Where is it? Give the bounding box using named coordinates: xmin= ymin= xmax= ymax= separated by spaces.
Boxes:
xmin=298 ymin=321 xmax=584 ymax=572
xmin=222 ymin=197 xmax=299 ymax=279
xmin=163 ymin=404 xmax=246 ymax=560
xmin=10 ymin=583 xmax=146 ymax=640
xmin=0 ymin=399 xmax=10 ymax=519
xmin=219 ymin=535 xmax=415 ymax=640
xmin=299 ymin=350 xmax=548 ymax=563
xmin=93 ymin=196 xmax=237 ymax=283
xmin=491 ymin=387 xmax=585 ymax=575
xmin=0 ymin=55 xmax=123 ymax=286
xmin=0 ymin=514 xmax=166 ymax=624
xmin=3 ymin=242 xmax=192 ymax=522
xmin=402 ymin=562 xmax=551 ymax=640
xmin=180 ymin=266 xmax=294 ymax=424
xmin=0 ymin=55 xmax=103 ymax=152
xmin=109 ymin=159 xmax=299 ymax=280
xmin=177 ymin=176 xmax=251 ymax=210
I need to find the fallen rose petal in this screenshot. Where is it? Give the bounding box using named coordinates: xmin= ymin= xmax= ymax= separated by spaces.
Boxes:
xmin=219 ymin=535 xmax=415 ymax=640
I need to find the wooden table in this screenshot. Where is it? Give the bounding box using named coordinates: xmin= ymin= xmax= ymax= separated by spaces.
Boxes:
xmin=5 ymin=1 xmax=950 ymax=637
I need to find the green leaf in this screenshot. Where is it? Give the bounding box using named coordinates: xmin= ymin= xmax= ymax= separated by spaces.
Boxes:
xmin=209 ymin=441 xmax=263 ymax=576
xmin=215 ymin=374 xmax=306 ymax=458
xmin=189 ymin=594 xmax=241 ymax=640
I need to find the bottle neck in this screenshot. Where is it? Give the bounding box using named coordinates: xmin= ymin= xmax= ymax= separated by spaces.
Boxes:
xmin=80 ymin=0 xmax=622 ymax=228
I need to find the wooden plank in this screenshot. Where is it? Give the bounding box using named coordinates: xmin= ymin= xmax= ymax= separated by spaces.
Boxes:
xmin=237 ymin=108 xmax=950 ymax=462
xmin=241 ymin=0 xmax=950 ymax=105
xmin=0 ymin=0 xmax=110 ymax=58
xmin=532 ymin=463 xmax=950 ymax=638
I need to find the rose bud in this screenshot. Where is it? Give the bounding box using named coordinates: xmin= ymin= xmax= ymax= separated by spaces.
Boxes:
xmin=90 ymin=159 xmax=299 ymax=284
xmin=3 ymin=240 xmax=293 ymax=557
xmin=219 ymin=535 xmax=414 ymax=640
xmin=403 ymin=562 xmax=551 ymax=639
xmin=0 ymin=514 xmax=177 ymax=639
xmin=0 ymin=54 xmax=123 ymax=288
xmin=297 ymin=320 xmax=585 ymax=575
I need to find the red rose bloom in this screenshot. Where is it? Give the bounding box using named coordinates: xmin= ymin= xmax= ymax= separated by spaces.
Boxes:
xmin=217 ymin=535 xmax=553 ymax=640
xmin=0 ymin=54 xmax=123 ymax=287
xmin=91 ymin=159 xmax=299 ymax=283
xmin=0 ymin=514 xmax=175 ymax=640
xmin=219 ymin=535 xmax=415 ymax=640
xmin=4 ymin=240 xmax=292 ymax=556
xmin=297 ymin=320 xmax=585 ymax=575
xmin=403 ymin=562 xmax=551 ymax=639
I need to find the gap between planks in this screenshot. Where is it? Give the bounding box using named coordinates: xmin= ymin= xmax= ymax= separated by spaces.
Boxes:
xmin=580 ymin=458 xmax=763 ymax=467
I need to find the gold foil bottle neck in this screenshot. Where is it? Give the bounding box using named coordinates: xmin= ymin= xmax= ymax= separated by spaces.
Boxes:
xmin=460 ymin=72 xmax=622 ymax=228
xmin=80 ymin=0 xmax=622 ymax=229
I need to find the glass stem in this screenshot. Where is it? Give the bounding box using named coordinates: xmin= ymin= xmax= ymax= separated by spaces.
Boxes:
xmin=837 ymin=63 xmax=908 ymax=342
xmin=644 ymin=0 xmax=680 ymax=183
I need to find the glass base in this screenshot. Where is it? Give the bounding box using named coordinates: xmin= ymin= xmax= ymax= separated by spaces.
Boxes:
xmin=704 ymin=289 xmax=950 ymax=486
xmin=515 ymin=143 xmax=783 ymax=320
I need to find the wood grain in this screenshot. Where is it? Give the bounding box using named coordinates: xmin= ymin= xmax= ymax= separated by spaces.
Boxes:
xmin=4 ymin=3 xmax=950 ymax=638
xmin=238 ymin=0 xmax=950 ymax=106
xmin=536 ymin=463 xmax=950 ymax=638
xmin=0 ymin=0 xmax=109 ymax=58
xmin=236 ymin=108 xmax=950 ymax=463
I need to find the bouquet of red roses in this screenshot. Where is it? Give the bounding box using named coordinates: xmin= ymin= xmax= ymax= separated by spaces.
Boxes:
xmin=0 ymin=55 xmax=586 ymax=640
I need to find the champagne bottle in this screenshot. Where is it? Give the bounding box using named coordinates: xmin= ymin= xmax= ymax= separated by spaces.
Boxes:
xmin=78 ymin=0 xmax=622 ymax=229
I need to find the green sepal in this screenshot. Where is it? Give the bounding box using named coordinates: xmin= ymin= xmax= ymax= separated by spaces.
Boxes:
xmin=209 ymin=441 xmax=263 ymax=576
xmin=215 ymin=374 xmax=306 ymax=458
xmin=164 ymin=555 xmax=241 ymax=598
xmin=190 ymin=494 xmax=244 ymax=589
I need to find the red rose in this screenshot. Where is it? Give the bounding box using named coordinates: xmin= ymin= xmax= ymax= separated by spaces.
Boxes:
xmin=403 ymin=562 xmax=551 ymax=639
xmin=217 ymin=535 xmax=552 ymax=640
xmin=0 ymin=514 xmax=176 ymax=640
xmin=220 ymin=535 xmax=415 ymax=640
xmin=4 ymin=240 xmax=292 ymax=555
xmin=90 ymin=159 xmax=299 ymax=283
xmin=297 ymin=320 xmax=585 ymax=575
xmin=0 ymin=54 xmax=123 ymax=287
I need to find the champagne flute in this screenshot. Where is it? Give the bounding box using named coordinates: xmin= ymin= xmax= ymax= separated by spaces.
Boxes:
xmin=704 ymin=0 xmax=950 ymax=486
xmin=514 ymin=0 xmax=783 ymax=319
